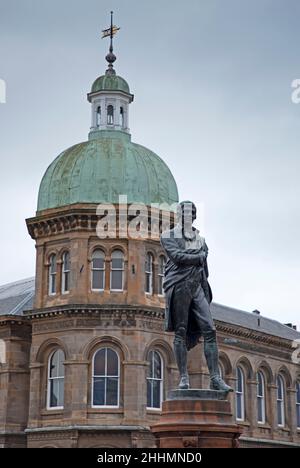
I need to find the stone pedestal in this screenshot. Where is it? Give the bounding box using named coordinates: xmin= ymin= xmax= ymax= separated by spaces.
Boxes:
xmin=151 ymin=389 xmax=243 ymax=448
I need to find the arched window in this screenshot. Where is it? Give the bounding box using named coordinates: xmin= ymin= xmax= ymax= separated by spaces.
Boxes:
xmin=147 ymin=350 xmax=163 ymax=409
xmin=92 ymin=348 xmax=120 ymax=407
xmin=257 ymin=371 xmax=266 ymax=424
xmin=296 ymin=380 xmax=300 ymax=429
xmin=277 ymin=375 xmax=285 ymax=427
xmin=47 ymin=349 xmax=65 ymax=409
xmin=145 ymin=253 xmax=154 ymax=294
xmin=236 ymin=366 xmax=245 ymax=421
xmin=91 ymin=250 xmax=105 ymax=291
xmin=110 ymin=250 xmax=124 ymax=291
xmin=62 ymin=251 xmax=70 ymax=294
xmin=120 ymin=106 xmax=124 ymax=127
xmin=158 ymin=256 xmax=165 ymax=295
xmin=96 ymin=106 xmax=101 ymax=127
xmin=107 ymin=105 xmax=114 ymax=125
xmin=49 ymin=254 xmax=57 ymax=295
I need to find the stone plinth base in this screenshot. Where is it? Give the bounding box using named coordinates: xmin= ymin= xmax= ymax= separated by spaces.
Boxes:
xmin=151 ymin=389 xmax=243 ymax=449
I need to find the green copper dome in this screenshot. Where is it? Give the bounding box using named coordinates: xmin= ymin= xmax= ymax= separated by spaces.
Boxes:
xmin=37 ymin=131 xmax=179 ymax=212
xmin=91 ymin=74 xmax=130 ymax=94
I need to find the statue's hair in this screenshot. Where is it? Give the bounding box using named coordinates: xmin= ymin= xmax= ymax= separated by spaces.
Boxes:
xmin=176 ymin=200 xmax=196 ymax=222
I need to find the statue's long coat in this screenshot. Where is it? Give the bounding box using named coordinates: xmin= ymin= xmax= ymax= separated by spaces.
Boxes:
xmin=160 ymin=225 xmax=213 ymax=350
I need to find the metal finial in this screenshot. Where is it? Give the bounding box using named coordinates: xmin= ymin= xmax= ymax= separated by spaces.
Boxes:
xmin=101 ymin=11 xmax=120 ymax=75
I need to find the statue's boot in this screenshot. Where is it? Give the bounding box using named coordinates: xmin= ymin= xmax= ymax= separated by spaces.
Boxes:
xmin=204 ymin=339 xmax=233 ymax=393
xmin=174 ymin=339 xmax=190 ymax=389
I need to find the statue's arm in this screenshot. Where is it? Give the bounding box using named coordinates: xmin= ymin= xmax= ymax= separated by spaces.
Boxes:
xmin=161 ymin=235 xmax=205 ymax=266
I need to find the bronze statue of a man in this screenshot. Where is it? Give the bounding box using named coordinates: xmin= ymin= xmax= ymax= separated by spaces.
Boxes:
xmin=160 ymin=201 xmax=233 ymax=392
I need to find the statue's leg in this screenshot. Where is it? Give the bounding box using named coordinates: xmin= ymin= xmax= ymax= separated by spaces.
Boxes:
xmin=172 ymin=282 xmax=191 ymax=389
xmin=191 ymin=287 xmax=234 ymax=393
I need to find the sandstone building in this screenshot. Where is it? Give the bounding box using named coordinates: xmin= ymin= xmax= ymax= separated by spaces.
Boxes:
xmin=0 ymin=30 xmax=299 ymax=449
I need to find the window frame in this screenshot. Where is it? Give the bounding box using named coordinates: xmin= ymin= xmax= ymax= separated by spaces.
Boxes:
xmin=91 ymin=249 xmax=106 ymax=292
xmin=257 ymin=370 xmax=266 ymax=424
xmin=110 ymin=250 xmax=124 ymax=292
xmin=146 ymin=350 xmax=163 ymax=411
xmin=145 ymin=252 xmax=154 ymax=295
xmin=158 ymin=255 xmax=165 ymax=296
xmin=91 ymin=347 xmax=120 ymax=409
xmin=47 ymin=349 xmax=65 ymax=410
xmin=277 ymin=375 xmax=285 ymax=427
xmin=61 ymin=251 xmax=70 ymax=294
xmin=235 ymin=366 xmax=245 ymax=422
xmin=48 ymin=254 xmax=57 ymax=296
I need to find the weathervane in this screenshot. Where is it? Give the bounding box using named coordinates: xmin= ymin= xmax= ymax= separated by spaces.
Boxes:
xmin=102 ymin=11 xmax=120 ymax=75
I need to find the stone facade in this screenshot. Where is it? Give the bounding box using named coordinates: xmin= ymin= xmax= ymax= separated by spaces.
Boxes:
xmin=0 ymin=203 xmax=299 ymax=448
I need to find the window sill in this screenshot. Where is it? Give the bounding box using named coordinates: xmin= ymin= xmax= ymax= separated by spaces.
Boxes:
xmin=88 ymin=408 xmax=123 ymax=413
xmin=236 ymin=420 xmax=250 ymax=426
xmin=277 ymin=426 xmax=291 ymax=432
xmin=146 ymin=408 xmax=162 ymax=413
xmin=41 ymin=409 xmax=64 ymax=416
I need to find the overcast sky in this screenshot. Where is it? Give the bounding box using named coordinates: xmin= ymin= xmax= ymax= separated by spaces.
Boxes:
xmin=0 ymin=0 xmax=299 ymax=328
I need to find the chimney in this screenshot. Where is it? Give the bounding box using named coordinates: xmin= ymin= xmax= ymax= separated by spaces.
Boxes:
xmin=252 ymin=309 xmax=260 ymax=315
xmin=284 ymin=323 xmax=297 ymax=330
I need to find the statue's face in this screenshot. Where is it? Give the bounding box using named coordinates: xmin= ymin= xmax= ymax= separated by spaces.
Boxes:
xmin=181 ymin=202 xmax=197 ymax=226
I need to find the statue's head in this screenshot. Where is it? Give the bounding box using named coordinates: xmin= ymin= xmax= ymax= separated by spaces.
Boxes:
xmin=177 ymin=200 xmax=197 ymax=226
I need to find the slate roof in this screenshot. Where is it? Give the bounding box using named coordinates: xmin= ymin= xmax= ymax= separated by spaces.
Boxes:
xmin=0 ymin=277 xmax=35 ymax=316
xmin=0 ymin=277 xmax=299 ymax=341
xmin=211 ymin=302 xmax=300 ymax=341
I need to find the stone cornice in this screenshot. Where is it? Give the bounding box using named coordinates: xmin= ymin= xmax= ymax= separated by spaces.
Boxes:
xmin=0 ymin=316 xmax=30 ymax=327
xmin=215 ymin=320 xmax=295 ymax=351
xmin=18 ymin=304 xmax=296 ymax=352
xmin=26 ymin=204 xmax=175 ymax=240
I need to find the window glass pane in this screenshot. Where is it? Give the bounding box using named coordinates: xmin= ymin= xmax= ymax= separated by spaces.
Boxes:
xmin=58 ymin=378 xmax=64 ymax=407
xmin=236 ymin=394 xmax=242 ymax=419
xmin=146 ymin=273 xmax=151 ymax=293
xmin=153 ymin=352 xmax=162 ymax=379
xmin=112 ymin=258 xmax=123 ymax=269
xmin=50 ymin=275 xmax=56 ymax=294
xmin=106 ymin=348 xmax=118 ymax=376
xmin=50 ymin=351 xmax=59 ymax=378
xmin=159 ymin=256 xmax=165 ymax=274
xmin=145 ymin=254 xmax=152 ymax=272
xmin=257 ymin=372 xmax=263 ymax=396
xmin=50 ymin=255 xmax=56 ymax=274
xmin=297 ymin=403 xmax=300 ymax=428
xmin=277 ymin=377 xmax=283 ymax=399
xmin=50 ymin=379 xmax=59 ymax=407
xmin=106 ymin=377 xmax=118 ymax=406
xmin=57 ymin=350 xmax=65 ymax=377
xmin=93 ymin=258 xmax=104 ymax=269
xmin=111 ymin=270 xmax=123 ymax=290
xmin=94 ymin=349 xmax=106 ymax=375
xmin=152 ymin=379 xmax=161 ymax=408
xmin=93 ymin=377 xmax=105 ymax=406
xmin=297 ymin=382 xmax=300 ymax=403
xmin=258 ymin=398 xmax=263 ymax=422
xmin=63 ymin=252 xmax=70 ymax=270
xmin=92 ymin=270 xmax=104 ymax=290
xmin=277 ymin=401 xmax=282 ymax=425
xmin=237 ymin=368 xmax=243 ymax=393
xmin=147 ymin=380 xmax=152 ymax=407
